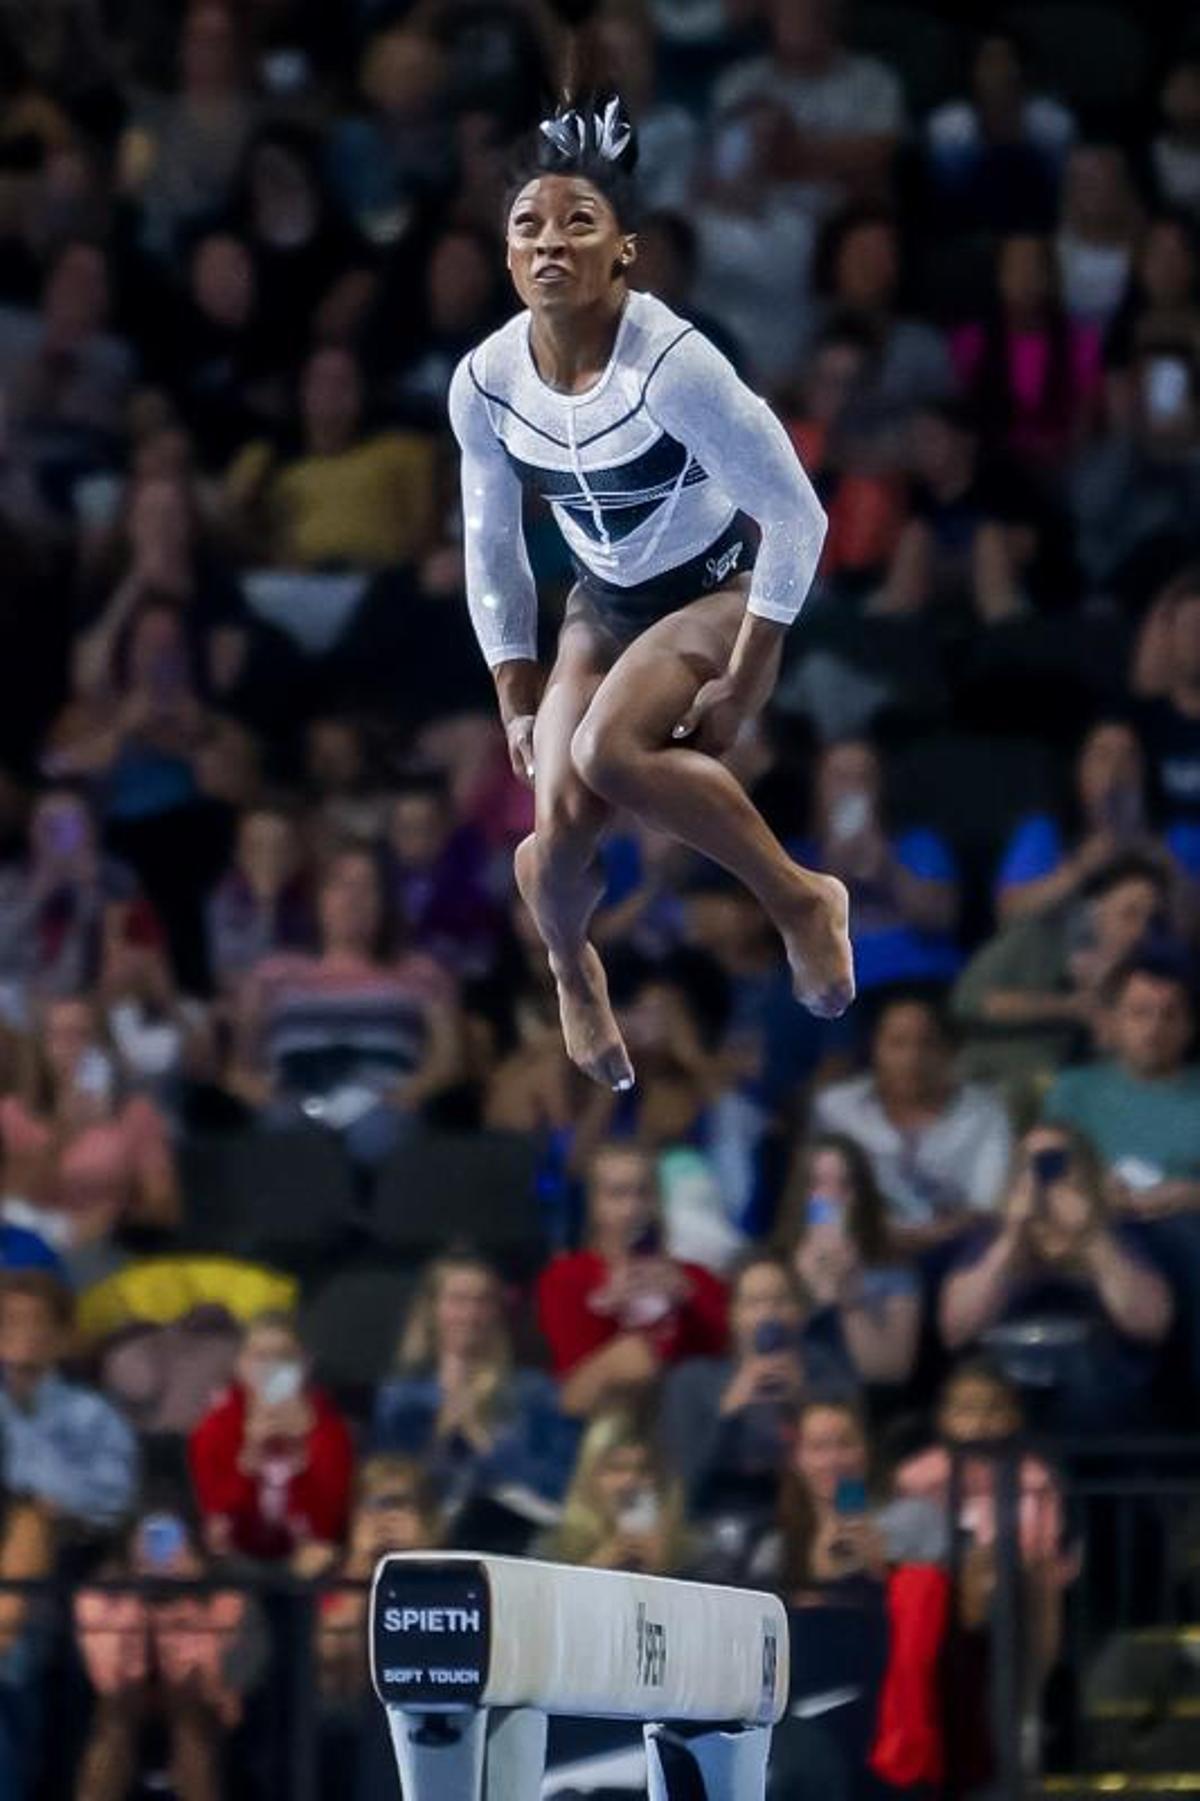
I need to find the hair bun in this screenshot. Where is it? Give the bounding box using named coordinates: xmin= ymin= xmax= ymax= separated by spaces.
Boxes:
xmin=538 ymin=93 xmax=639 ymax=176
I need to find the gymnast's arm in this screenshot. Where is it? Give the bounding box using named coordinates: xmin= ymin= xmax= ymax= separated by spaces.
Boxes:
xmin=647 ymin=330 xmax=828 ymax=735
xmin=448 ymin=355 xmax=541 ymax=780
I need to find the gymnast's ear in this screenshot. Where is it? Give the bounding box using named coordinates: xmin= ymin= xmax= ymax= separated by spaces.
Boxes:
xmin=617 ymin=235 xmax=637 ymax=274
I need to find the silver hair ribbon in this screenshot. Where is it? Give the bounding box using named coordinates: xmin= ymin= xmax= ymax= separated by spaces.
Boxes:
xmin=539 ymin=98 xmax=631 ymax=163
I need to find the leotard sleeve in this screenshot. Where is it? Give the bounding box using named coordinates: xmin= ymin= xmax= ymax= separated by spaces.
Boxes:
xmin=448 ymin=352 xmax=539 ymax=669
xmin=645 ymin=329 xmax=827 ymax=626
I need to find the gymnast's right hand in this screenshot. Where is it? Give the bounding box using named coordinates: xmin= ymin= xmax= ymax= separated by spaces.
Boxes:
xmin=505 ymin=714 xmax=537 ymax=787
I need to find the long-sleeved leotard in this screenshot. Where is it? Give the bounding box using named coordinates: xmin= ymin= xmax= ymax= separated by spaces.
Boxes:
xmin=447 ymin=290 xmax=827 ymax=668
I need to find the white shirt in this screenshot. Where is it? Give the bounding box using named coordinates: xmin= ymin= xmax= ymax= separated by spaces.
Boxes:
xmin=448 ymin=291 xmax=827 ymax=667
xmin=812 ymin=1074 xmax=1014 ymax=1226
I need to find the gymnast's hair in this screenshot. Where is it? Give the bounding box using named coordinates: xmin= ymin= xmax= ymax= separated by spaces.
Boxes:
xmin=505 ymin=89 xmax=642 ymax=230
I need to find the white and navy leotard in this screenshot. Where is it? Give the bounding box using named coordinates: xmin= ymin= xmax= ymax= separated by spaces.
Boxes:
xmin=448 ymin=291 xmax=828 ymax=663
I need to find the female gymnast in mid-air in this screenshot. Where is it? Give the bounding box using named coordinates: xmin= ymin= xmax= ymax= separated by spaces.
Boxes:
xmin=449 ymin=93 xmax=855 ymax=1092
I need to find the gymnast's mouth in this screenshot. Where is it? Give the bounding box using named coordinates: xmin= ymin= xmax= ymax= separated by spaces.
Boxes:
xmin=533 ymin=264 xmax=572 ymax=285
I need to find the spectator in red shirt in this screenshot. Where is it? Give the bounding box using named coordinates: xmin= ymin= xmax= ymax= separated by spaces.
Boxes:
xmin=536 ymin=1144 xmax=728 ymax=1419
xmin=189 ymin=1311 xmax=353 ymax=1564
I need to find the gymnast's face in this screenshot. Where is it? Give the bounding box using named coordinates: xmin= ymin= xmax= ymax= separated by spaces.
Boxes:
xmin=506 ymin=175 xmax=635 ymax=316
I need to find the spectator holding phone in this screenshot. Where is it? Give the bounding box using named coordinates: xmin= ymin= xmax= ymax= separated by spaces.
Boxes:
xmin=0 ymin=994 xmax=180 ymax=1273
xmin=542 ymin=1412 xmax=689 ymax=1577
xmin=792 ymin=740 xmax=962 ymax=997
xmin=778 ymin=1133 xmax=920 ymax=1385
xmin=536 ymin=1144 xmax=728 ymax=1419
xmin=660 ymin=1252 xmax=845 ymax=1514
xmin=188 ymin=1311 xmax=353 ymax=1563
xmin=74 ymin=1490 xmax=267 ymax=1801
xmin=940 ymin=1126 xmax=1174 ymax=1432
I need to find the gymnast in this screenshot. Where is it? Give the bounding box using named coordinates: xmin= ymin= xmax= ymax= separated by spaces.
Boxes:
xmin=449 ymin=92 xmax=854 ymax=1091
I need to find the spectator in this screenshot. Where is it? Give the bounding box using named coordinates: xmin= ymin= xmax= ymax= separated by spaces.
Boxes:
xmin=97 ymin=910 xmax=215 ymax=1117
xmin=45 ymin=600 xmax=242 ymax=986
xmin=807 ymin=204 xmax=955 ymax=446
xmin=812 ymin=992 xmax=1012 ymax=1246
xmin=1132 ymin=564 xmax=1200 ymax=844
xmin=536 ymin=1143 xmax=728 ymax=1417
xmin=0 ymin=786 xmax=149 ymax=1023
xmin=206 ymin=798 xmax=313 ymax=998
xmin=0 ymin=1471 xmax=52 ymax=1800
xmin=541 ymin=1411 xmax=690 ymax=1575
xmin=782 ymin=319 xmax=907 ymax=584
xmin=894 ymin=1359 xmax=1072 ymax=1687
xmin=312 ymin=1455 xmax=441 ymax=1707
xmin=1070 ymin=345 xmax=1200 ymax=603
xmin=326 ymin=27 xmax=454 ymax=247
xmin=874 ymin=400 xmax=1045 ymax=625
xmin=229 ymin=844 xmax=462 ymax=1165
xmin=952 ymin=234 xmax=1102 ymax=464
xmin=1104 ymin=213 xmax=1200 ymax=426
xmin=793 ymin=739 xmax=962 ymax=995
xmin=188 ymin=1309 xmax=353 ymax=1563
xmin=940 ymin=1124 xmax=1174 ymax=1433
xmin=996 ymin=719 xmax=1195 ymax=922
xmin=660 ymin=1250 xmax=843 ymax=1515
xmin=161 ymin=231 xmax=278 ymax=472
xmin=383 ymin=772 xmax=504 ymax=978
xmin=0 ymin=995 xmax=180 ymax=1268
xmin=304 ymin=715 xmax=389 ymax=853
xmin=1056 ymin=143 xmax=1141 ymax=327
xmin=73 ymin=470 xmax=250 ymax=710
xmin=372 ymin=1252 xmax=577 ymax=1513
xmin=924 ymin=28 xmax=1074 ymax=234
xmin=953 ymin=853 xmax=1174 ymax=1097
xmin=0 ymin=1271 xmax=137 ymax=1532
xmin=712 ymin=0 xmax=905 ymax=218
xmin=626 ymin=209 xmax=744 ymax=369
xmin=119 ymin=2 xmax=256 ymax=258
xmin=777 ymin=1133 xmax=920 ymax=1383
xmin=591 ymin=4 xmax=700 ymax=213
xmin=383 ymin=225 xmax=505 ymax=431
xmin=0 ymin=239 xmax=135 ymax=511
xmin=768 ymin=1397 xmax=889 ymax=1596
xmin=225 ymin=343 xmax=437 ymax=571
xmin=74 ymin=1490 xmax=266 ymax=1801
xmin=1046 ymin=958 xmax=1200 ymax=1214
xmin=1153 ymin=57 xmax=1200 ymax=220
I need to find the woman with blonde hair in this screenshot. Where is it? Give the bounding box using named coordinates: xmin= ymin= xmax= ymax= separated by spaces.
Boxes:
xmin=543 ymin=1412 xmax=689 ymax=1576
xmin=372 ymin=1251 xmax=577 ymax=1515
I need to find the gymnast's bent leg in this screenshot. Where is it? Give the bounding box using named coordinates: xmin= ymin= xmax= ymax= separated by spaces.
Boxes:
xmin=570 ymin=588 xmax=854 ymax=1017
xmin=513 ymin=601 xmax=634 ymax=1089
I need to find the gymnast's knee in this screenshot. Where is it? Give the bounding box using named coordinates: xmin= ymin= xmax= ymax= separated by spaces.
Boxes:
xmin=570 ymin=717 xmax=639 ymax=806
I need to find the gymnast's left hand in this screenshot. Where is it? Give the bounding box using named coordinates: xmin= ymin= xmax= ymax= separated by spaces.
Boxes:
xmin=671 ymin=672 xmax=755 ymax=757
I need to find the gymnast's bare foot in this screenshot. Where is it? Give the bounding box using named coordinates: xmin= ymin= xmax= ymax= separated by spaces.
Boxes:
xmin=552 ymin=945 xmax=636 ymax=1090
xmin=779 ymin=872 xmax=855 ymax=1020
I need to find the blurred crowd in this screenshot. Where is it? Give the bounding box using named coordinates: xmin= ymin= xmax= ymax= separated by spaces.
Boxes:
xmin=0 ymin=0 xmax=1198 ymax=1794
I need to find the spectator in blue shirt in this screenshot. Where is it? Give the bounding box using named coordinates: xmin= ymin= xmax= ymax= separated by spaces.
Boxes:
xmin=0 ymin=1273 xmax=137 ymax=1533
xmin=791 ymin=738 xmax=962 ymax=994
xmin=996 ymin=718 xmax=1194 ymax=925
xmin=372 ymin=1252 xmax=577 ymax=1516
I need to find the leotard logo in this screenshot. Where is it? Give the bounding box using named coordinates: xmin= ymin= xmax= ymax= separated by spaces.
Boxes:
xmin=705 ymin=541 xmax=743 ymax=586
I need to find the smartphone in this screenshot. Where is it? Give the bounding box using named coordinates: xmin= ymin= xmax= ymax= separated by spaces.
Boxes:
xmin=1031 ymin=1146 xmax=1069 ymax=1189
xmin=138 ymin=1513 xmax=187 ymax=1569
xmin=618 ymin=1489 xmax=661 ymax=1536
xmin=75 ymin=1047 xmax=115 ymax=1104
xmin=258 ymin=1360 xmax=303 ymax=1406
xmin=829 ymin=791 xmax=873 ymax=843
xmin=631 ymin=1220 xmax=662 ymax=1257
xmin=807 ymin=1194 xmax=843 ymax=1230
xmin=833 ymin=1476 xmax=869 ymax=1518
xmin=1143 ymin=354 xmax=1192 ymax=426
xmin=752 ymin=1319 xmax=795 ymax=1357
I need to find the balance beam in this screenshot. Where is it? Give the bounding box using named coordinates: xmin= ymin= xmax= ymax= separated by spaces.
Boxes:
xmin=370 ymin=1552 xmax=789 ymax=1801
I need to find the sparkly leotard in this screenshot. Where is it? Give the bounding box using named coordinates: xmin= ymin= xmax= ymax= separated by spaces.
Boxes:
xmin=448 ymin=290 xmax=827 ymax=662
